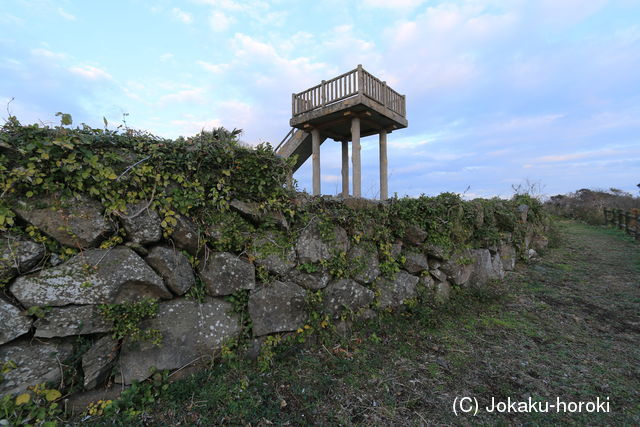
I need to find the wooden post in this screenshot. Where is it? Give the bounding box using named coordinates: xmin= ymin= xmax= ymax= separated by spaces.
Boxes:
xmin=379 ymin=130 xmax=388 ymax=200
xmin=357 ymin=64 xmax=364 ymax=95
xmin=341 ymin=140 xmax=349 ymax=197
xmin=351 ymin=117 xmax=361 ymax=198
xmin=625 ymin=211 xmax=631 ymax=234
xmin=311 ymin=128 xmax=321 ymax=196
xmin=618 ymin=209 xmax=624 ymax=230
xmin=382 ymin=81 xmax=387 ymax=107
xmin=321 ymin=80 xmax=326 ymax=107
xmin=291 ymin=93 xmax=296 ymax=116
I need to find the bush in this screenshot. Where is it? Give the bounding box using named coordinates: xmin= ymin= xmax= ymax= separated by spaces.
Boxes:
xmin=544 ymin=188 xmax=640 ymax=224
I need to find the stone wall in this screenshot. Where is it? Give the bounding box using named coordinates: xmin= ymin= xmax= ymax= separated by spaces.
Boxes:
xmin=0 ymin=193 xmax=548 ymax=398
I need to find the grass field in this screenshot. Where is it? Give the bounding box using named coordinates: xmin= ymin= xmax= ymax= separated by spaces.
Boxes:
xmin=85 ymin=220 xmax=640 ymax=425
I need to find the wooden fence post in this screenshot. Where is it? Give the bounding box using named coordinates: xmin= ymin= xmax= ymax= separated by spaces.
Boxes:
xmin=625 ymin=211 xmax=631 ymax=235
xmin=618 ymin=209 xmax=624 ymax=230
xmin=291 ymin=93 xmax=296 ymax=116
xmin=382 ymin=81 xmax=388 ymax=107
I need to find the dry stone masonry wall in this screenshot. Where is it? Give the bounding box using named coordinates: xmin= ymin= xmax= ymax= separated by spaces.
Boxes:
xmin=0 ymin=117 xmax=549 ymax=404
xmin=0 ymin=192 xmax=549 ymax=398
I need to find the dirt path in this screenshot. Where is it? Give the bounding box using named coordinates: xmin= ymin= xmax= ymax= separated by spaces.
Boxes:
xmin=94 ymin=220 xmax=640 ymax=425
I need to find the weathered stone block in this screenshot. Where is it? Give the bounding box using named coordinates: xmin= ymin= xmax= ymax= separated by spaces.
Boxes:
xmin=440 ymin=249 xmax=474 ymax=286
xmin=434 ymin=279 xmax=451 ymax=302
xmin=250 ymin=234 xmax=296 ymax=276
xmin=402 ymin=224 xmax=428 ymax=246
xmin=14 ymin=194 xmax=113 ymax=248
xmin=82 ymin=335 xmax=119 ymax=389
xmin=295 ymin=221 xmax=349 ymax=264
xmin=468 ymin=249 xmax=504 ymax=287
xmin=0 ymin=299 xmax=31 ymax=345
xmin=230 ymin=199 xmax=289 ymax=229
xmin=117 ymin=298 xmax=241 ymax=384
xmin=376 ymin=271 xmax=419 ymax=308
xmin=348 ymin=244 xmax=380 ymax=284
xmin=424 ymin=243 xmax=449 ymax=260
xmin=121 ymin=203 xmax=162 ymax=245
xmin=146 ymin=246 xmax=195 ymax=295
xmin=170 ymin=215 xmax=201 ymax=256
xmin=498 ymin=243 xmax=516 ymax=271
xmin=34 ymin=305 xmax=112 ymax=338
xmin=10 ymin=247 xmax=171 ymax=307
xmin=286 ymin=268 xmax=330 ymax=290
xmin=198 ymin=252 xmax=255 ymax=296
xmin=404 ymin=252 xmax=428 ymax=274
xmin=322 ymin=279 xmax=374 ymax=317
xmin=0 ymin=233 xmax=45 ymax=283
xmin=248 ymin=281 xmax=307 ymax=336
xmin=430 ymin=268 xmax=447 ymax=282
xmin=0 ymin=340 xmax=74 ymax=396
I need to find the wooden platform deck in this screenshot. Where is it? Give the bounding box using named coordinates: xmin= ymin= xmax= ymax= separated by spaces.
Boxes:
xmin=277 ymin=65 xmax=407 ymax=199
xmin=289 ymin=65 xmax=407 ymax=140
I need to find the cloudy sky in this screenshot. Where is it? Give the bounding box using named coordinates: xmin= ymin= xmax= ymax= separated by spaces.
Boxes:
xmin=2 ymin=0 xmax=639 ymax=199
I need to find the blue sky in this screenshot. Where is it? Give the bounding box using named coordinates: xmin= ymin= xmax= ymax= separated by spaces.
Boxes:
xmin=2 ymin=0 xmax=639 ymax=199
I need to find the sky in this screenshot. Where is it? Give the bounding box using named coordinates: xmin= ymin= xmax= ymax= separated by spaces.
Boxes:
xmin=1 ymin=0 xmax=639 ymax=199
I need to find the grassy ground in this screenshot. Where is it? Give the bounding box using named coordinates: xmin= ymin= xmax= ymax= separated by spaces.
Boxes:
xmin=85 ymin=219 xmax=640 ymax=425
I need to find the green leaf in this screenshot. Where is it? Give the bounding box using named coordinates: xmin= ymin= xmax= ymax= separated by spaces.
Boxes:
xmin=55 ymin=112 xmax=73 ymax=126
xmin=44 ymin=389 xmax=62 ymax=401
xmin=15 ymin=393 xmax=30 ymax=405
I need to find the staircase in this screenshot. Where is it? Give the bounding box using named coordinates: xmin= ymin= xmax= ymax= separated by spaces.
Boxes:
xmin=275 ymin=128 xmax=327 ymax=173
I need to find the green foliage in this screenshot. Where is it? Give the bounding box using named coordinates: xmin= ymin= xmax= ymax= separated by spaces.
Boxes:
xmin=98 ymin=299 xmax=162 ymax=345
xmin=0 ymin=383 xmax=63 ymax=426
xmin=225 ymin=290 xmax=250 ymax=315
xmin=88 ymin=369 xmax=170 ymax=421
xmin=0 ymin=116 xmax=293 ymax=235
xmin=185 ymin=277 xmax=208 ymax=302
xmin=378 ymin=242 xmax=402 ymax=279
xmin=297 ymin=262 xmax=320 ymax=274
xmin=322 ymin=251 xmax=350 ymax=279
xmin=26 ymin=305 xmax=50 ymax=319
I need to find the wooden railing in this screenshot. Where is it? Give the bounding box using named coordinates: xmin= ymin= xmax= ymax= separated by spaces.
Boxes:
xmin=292 ymin=65 xmax=406 ymax=118
xmin=603 ymin=207 xmax=640 ymax=240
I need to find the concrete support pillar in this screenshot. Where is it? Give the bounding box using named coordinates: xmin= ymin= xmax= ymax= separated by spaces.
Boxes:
xmin=351 ymin=117 xmax=361 ymax=198
xmin=311 ymin=128 xmax=321 ymax=196
xmin=379 ymin=130 xmax=388 ymax=200
xmin=341 ymin=140 xmax=349 ymax=197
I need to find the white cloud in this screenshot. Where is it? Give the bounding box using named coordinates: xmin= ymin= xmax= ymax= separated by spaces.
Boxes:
xmin=159 ymin=53 xmax=174 ymax=61
xmin=169 ymin=117 xmax=222 ymax=136
xmin=361 ymin=0 xmax=426 ymax=10
xmin=534 ymin=0 xmax=608 ymax=28
xmin=58 ymin=8 xmax=76 ymax=21
xmin=1 ymin=13 xmax=25 ymax=25
xmin=171 ymin=8 xmax=193 ymax=24
xmin=31 ymin=48 xmax=67 ymax=61
xmin=490 ymin=114 xmax=564 ymax=132
xmin=158 ymin=88 xmax=207 ymax=106
xmin=68 ymin=65 xmax=112 ymax=81
xmin=197 ymin=60 xmax=227 ymax=73
xmin=534 ymin=148 xmax=628 ymax=163
xmin=209 ymin=11 xmax=234 ymax=32
xmin=231 ymin=33 xmax=332 ymax=89
xmin=383 ymin=2 xmax=518 ymax=94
